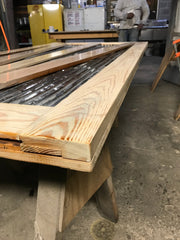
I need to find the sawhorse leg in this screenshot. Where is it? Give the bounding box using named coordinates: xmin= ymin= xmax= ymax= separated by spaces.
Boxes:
xmin=175 ymin=105 xmax=180 ymax=121
xmin=151 ymin=47 xmax=175 ymax=92
xmin=34 ymin=143 xmax=118 ymax=240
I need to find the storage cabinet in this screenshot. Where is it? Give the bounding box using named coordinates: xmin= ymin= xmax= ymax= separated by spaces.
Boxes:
xmin=27 ymin=4 xmax=63 ymax=45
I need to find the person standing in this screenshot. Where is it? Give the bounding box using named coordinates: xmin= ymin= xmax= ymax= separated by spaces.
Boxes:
xmin=114 ymin=0 xmax=150 ymax=41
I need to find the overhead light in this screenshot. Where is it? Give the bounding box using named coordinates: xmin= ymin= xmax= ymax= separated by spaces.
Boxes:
xmin=43 ymin=4 xmax=59 ymax=11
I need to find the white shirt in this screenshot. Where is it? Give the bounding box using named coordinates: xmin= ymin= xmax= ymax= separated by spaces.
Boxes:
xmin=114 ymin=0 xmax=150 ymax=29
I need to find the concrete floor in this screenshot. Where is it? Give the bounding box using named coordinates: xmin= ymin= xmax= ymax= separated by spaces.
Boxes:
xmin=0 ymin=56 xmax=180 ymax=240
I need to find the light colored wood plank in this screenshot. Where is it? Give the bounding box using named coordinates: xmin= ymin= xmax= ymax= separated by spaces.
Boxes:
xmin=49 ymin=32 xmax=118 ymax=40
xmin=0 ymin=43 xmax=131 ymax=90
xmin=0 ymin=42 xmax=64 ymax=65
xmin=0 ymin=102 xmax=111 ymax=171
xmin=0 ymin=103 xmax=51 ymax=140
xmin=0 ymin=43 xmax=145 ymax=172
xmin=175 ymin=105 xmax=180 ymax=121
xmin=19 ymin=42 xmax=147 ymax=163
xmin=0 ymin=44 xmax=99 ymax=73
xmin=34 ymin=166 xmax=66 ymax=240
xmin=34 ymin=142 xmax=112 ymax=240
xmin=65 ymin=42 xmax=132 ymax=46
xmin=0 ymin=43 xmax=50 ymax=56
xmin=0 ymin=139 xmax=95 ymax=172
xmin=101 ymin=42 xmax=134 ymax=46
xmin=60 ymin=142 xmax=112 ymax=232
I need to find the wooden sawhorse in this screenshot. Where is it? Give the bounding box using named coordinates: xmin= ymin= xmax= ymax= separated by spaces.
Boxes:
xmin=151 ymin=46 xmax=180 ymax=120
xmin=34 ymin=142 xmax=118 ymax=240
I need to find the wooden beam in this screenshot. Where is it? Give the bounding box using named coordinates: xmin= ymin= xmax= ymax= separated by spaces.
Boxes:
xmin=0 ymin=103 xmax=51 ymax=140
xmin=0 ymin=42 xmax=65 ymax=65
xmin=0 ymin=43 xmax=99 ymax=73
xmin=19 ymin=42 xmax=147 ymax=163
xmin=34 ymin=142 xmax=113 ymax=240
xmin=0 ymin=139 xmax=95 ymax=172
xmin=49 ymin=31 xmax=118 ymax=40
xmin=34 ymin=166 xmax=66 ymax=240
xmin=175 ymin=105 xmax=180 ymax=121
xmin=60 ymin=142 xmax=112 ymax=232
xmin=0 ymin=43 xmax=131 ymax=90
xmin=65 ymin=42 xmax=133 ymax=46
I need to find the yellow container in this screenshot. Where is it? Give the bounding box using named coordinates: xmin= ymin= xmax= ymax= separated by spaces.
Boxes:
xmin=28 ymin=4 xmax=63 ymax=45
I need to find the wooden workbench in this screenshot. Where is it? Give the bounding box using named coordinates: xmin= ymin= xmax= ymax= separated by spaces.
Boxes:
xmin=48 ymin=30 xmax=119 ymax=41
xmin=0 ymin=42 xmax=147 ymax=239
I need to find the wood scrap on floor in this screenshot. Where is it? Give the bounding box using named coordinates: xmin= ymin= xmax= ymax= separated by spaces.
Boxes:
xmin=175 ymin=105 xmax=180 ymax=121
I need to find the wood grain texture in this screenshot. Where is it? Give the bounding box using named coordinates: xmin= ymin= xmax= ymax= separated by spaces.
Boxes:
xmin=19 ymin=42 xmax=147 ymax=163
xmin=65 ymin=42 xmax=133 ymax=46
xmin=0 ymin=103 xmax=51 ymax=140
xmin=60 ymin=142 xmax=112 ymax=231
xmin=0 ymin=43 xmax=49 ymax=56
xmin=34 ymin=142 xmax=112 ymax=240
xmin=49 ymin=31 xmax=118 ymax=40
xmin=34 ymin=166 xmax=66 ymax=240
xmin=0 ymin=42 xmax=64 ymax=65
xmin=0 ymin=43 xmax=99 ymax=74
xmin=0 ymin=43 xmax=131 ymax=90
xmin=0 ymin=139 xmax=95 ymax=172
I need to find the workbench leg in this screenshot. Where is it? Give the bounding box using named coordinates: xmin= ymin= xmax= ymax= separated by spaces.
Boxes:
xmin=96 ymin=175 xmax=118 ymax=223
xmin=61 ymin=142 xmax=113 ymax=232
xmin=175 ymin=105 xmax=180 ymax=121
xmin=34 ymin=142 xmax=114 ymax=240
xmin=34 ymin=166 xmax=66 ymax=240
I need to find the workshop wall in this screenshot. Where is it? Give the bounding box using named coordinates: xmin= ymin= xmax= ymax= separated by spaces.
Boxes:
xmin=157 ymin=0 xmax=172 ymax=20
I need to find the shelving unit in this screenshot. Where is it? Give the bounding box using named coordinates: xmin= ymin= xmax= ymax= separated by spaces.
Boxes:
xmin=14 ymin=5 xmax=32 ymax=47
xmin=106 ymin=0 xmax=118 ymax=23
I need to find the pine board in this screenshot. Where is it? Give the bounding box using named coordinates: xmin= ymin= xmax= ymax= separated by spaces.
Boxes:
xmin=0 ymin=139 xmax=95 ymax=172
xmin=0 ymin=42 xmax=147 ymax=172
xmin=0 ymin=103 xmax=51 ymax=140
xmin=19 ymin=42 xmax=147 ymax=162
xmin=175 ymin=105 xmax=180 ymax=121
